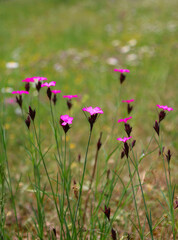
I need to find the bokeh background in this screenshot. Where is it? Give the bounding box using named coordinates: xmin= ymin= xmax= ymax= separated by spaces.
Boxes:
xmin=0 ymin=0 xmax=177 ymax=237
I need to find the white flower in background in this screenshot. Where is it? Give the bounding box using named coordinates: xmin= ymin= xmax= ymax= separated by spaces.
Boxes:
xmin=54 ymin=63 xmax=63 ymax=72
xmin=1 ymin=87 xmax=14 ymax=93
xmin=106 ymin=57 xmax=118 ymax=65
xmin=128 ymin=39 xmax=137 ymax=46
xmin=126 ymin=54 xmax=137 ymax=61
xmin=15 ymin=107 xmax=22 ymax=115
xmin=120 ymin=46 xmax=130 ymax=54
xmin=112 ymin=40 xmax=120 ymax=47
xmin=6 ymin=61 xmax=19 ymax=69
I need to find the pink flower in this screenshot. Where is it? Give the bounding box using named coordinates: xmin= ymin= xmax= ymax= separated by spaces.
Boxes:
xmin=117 ymin=136 xmax=132 ymax=142
xmin=22 ymin=77 xmax=34 ymax=83
xmin=114 ymin=69 xmax=130 ymax=73
xmin=82 ymin=106 xmax=104 ymax=115
xmin=156 ymin=105 xmax=173 ymax=112
xmin=60 ymin=115 xmax=73 ymax=126
xmin=118 ymin=116 xmax=132 ymax=123
xmin=5 ymin=98 xmax=16 ymax=105
xmin=41 ymin=81 xmax=56 ymax=87
xmin=122 ymin=99 xmax=134 ymax=103
xmin=63 ymin=95 xmax=78 ymax=99
xmin=32 ymin=76 xmax=47 ymax=81
xmin=12 ymin=91 xmax=29 ymax=95
xmin=51 ymin=90 xmax=61 ymax=94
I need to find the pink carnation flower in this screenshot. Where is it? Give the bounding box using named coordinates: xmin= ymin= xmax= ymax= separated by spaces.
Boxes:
xmin=156 ymin=105 xmax=173 ymax=112
xmin=117 ymin=136 xmax=132 ymax=142
xmin=60 ymin=115 xmax=73 ymax=126
xmin=12 ymin=90 xmax=29 ymax=95
xmin=114 ymin=69 xmax=130 ymax=73
xmin=118 ymin=116 xmax=132 ymax=123
xmin=122 ymin=99 xmax=134 ymax=103
xmin=33 ymin=76 xmax=47 ymax=81
xmin=41 ymin=81 xmax=56 ymax=87
xmin=82 ymin=106 xmax=104 ymax=115
xmin=51 ymin=90 xmax=61 ymax=94
xmin=22 ymin=77 xmax=34 ymax=82
xmin=63 ymin=95 xmax=78 ymax=99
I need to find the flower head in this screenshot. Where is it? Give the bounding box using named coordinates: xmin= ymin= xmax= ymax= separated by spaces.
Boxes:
xmin=63 ymin=95 xmax=78 ymax=99
xmin=118 ymin=116 xmax=132 ymax=123
xmin=12 ymin=91 xmax=29 ymax=95
xmin=41 ymin=81 xmax=56 ymax=87
xmin=82 ymin=106 xmax=103 ymax=130
xmin=157 ymin=105 xmax=173 ymax=112
xmin=60 ymin=115 xmax=73 ymax=126
xmin=114 ymin=69 xmax=130 ymax=73
xmin=22 ymin=78 xmax=34 ymax=83
xmin=122 ymin=99 xmax=134 ymax=103
xmin=60 ymin=115 xmax=73 ymax=134
xmin=28 ymin=106 xmax=36 ymax=121
xmin=51 ymin=90 xmax=61 ymax=94
xmin=159 ymin=110 xmax=166 ymax=122
xmin=82 ymin=106 xmax=103 ymax=115
xmin=117 ymin=136 xmax=132 ymax=142
xmin=33 ymin=76 xmax=47 ymax=81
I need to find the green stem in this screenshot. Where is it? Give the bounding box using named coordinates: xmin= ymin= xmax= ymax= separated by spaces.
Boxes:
xmin=72 ymin=129 xmax=92 ymax=238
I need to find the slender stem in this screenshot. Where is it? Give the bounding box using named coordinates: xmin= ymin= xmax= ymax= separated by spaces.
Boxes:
xmin=32 ymin=121 xmax=69 ymax=239
xmin=72 ymin=129 xmax=92 ymax=238
xmin=126 ymin=155 xmax=143 ymax=239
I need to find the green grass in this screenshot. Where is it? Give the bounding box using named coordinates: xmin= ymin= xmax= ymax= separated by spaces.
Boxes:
xmin=0 ymin=0 xmax=177 ymax=239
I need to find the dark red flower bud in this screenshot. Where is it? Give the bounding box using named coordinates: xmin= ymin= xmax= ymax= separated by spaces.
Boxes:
xmin=104 ymin=205 xmax=110 ymax=221
xmin=60 ymin=118 xmax=70 ymax=134
xmin=111 ymin=228 xmax=117 ymax=240
xmin=47 ymin=87 xmax=52 ymax=100
xmin=127 ymin=104 xmax=133 ymax=115
xmin=25 ymin=115 xmax=31 ymax=129
xmin=29 ymin=106 xmax=36 ymax=121
xmin=125 ymin=123 xmax=132 ymax=137
xmin=52 ymin=94 xmax=57 ymax=105
xmin=52 ymin=228 xmax=56 ymax=237
xmin=107 ymin=169 xmax=110 ymax=180
xmin=36 ymin=81 xmax=41 ymax=92
xmin=153 ymin=120 xmax=159 ymax=136
xmin=78 ymin=154 xmax=81 ymax=163
xmin=120 ymin=73 xmax=126 ymax=84
xmin=159 ymin=111 xmax=166 ymax=123
xmin=166 ymin=149 xmax=172 ymax=165
xmin=124 ymin=142 xmax=129 ymax=158
xmin=132 ymin=140 xmax=136 ymax=148
xmin=97 ymin=132 xmax=102 ymax=151
xmin=159 ymin=146 xmax=165 ymax=156
xmin=121 ymin=150 xmax=125 ymax=158
xmin=174 ymin=198 xmax=178 ymax=209
xmin=67 ymin=99 xmax=72 ymax=110
xmin=88 ymin=114 xmax=98 ymax=131
xmin=25 ymin=82 xmax=30 ymax=92
xmin=16 ymin=95 xmax=22 ymax=108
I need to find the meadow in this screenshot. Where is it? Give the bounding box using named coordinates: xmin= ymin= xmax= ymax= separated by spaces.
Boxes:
xmin=0 ymin=0 xmax=177 ymax=239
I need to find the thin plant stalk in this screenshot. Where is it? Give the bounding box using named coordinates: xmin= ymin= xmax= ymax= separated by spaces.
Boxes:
xmin=72 ymin=129 xmax=92 ymax=238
